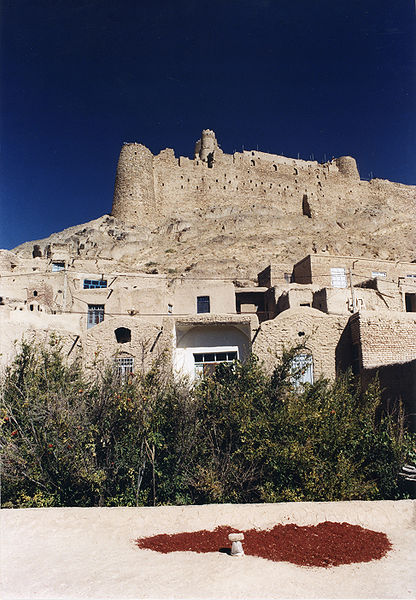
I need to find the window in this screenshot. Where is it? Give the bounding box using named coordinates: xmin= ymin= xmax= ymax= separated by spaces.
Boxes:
xmin=406 ymin=274 xmax=416 ymax=281
xmin=284 ymin=272 xmax=293 ymax=283
xmin=291 ymin=354 xmax=314 ymax=385
xmin=194 ymin=351 xmax=238 ymax=377
xmin=197 ymin=296 xmax=210 ymax=313
xmin=372 ymin=271 xmax=386 ymax=278
xmin=52 ymin=262 xmax=65 ymax=272
xmin=330 ymin=267 xmax=347 ymax=288
xmin=87 ymin=304 xmax=104 ymax=328
xmin=115 ymin=327 xmax=131 ymax=343
xmin=114 ymin=356 xmax=134 ymax=379
xmin=83 ymin=279 xmax=107 ymax=289
xmin=405 ymin=293 xmax=416 ymax=312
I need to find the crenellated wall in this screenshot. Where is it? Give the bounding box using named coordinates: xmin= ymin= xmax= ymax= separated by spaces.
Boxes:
xmin=111 ymin=130 xmax=366 ymax=225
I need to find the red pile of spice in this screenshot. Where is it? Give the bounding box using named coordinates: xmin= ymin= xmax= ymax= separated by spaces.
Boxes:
xmin=136 ymin=521 xmax=392 ymax=568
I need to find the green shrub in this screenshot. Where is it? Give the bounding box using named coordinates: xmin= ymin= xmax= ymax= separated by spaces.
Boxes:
xmin=1 ymin=340 xmax=413 ymax=507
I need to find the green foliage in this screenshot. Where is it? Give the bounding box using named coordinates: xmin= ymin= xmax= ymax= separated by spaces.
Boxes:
xmin=1 ymin=340 xmax=414 ymax=507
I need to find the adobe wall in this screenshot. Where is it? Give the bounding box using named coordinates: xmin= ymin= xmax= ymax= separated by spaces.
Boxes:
xmin=293 ymin=254 xmax=416 ymax=288
xmin=253 ymin=307 xmax=349 ymax=379
xmin=352 ymin=311 xmax=416 ymax=368
xmin=113 ymin=130 xmax=415 ymax=228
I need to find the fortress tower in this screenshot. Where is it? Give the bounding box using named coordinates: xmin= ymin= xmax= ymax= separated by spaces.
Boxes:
xmin=111 ymin=143 xmax=156 ymax=224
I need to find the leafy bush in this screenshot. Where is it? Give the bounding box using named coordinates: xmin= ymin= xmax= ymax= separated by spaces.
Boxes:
xmin=1 ymin=340 xmax=413 ymax=507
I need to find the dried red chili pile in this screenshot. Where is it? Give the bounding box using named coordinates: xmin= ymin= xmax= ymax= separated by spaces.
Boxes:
xmin=136 ymin=521 xmax=392 ymax=568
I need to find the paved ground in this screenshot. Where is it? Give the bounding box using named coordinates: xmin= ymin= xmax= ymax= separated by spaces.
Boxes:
xmin=1 ymin=500 xmax=415 ymax=599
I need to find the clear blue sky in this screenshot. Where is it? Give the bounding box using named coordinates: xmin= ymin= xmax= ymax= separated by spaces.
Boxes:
xmin=1 ymin=0 xmax=415 ymax=250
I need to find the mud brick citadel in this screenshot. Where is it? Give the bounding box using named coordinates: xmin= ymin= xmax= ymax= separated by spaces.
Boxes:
xmin=1 ymin=130 xmax=415 ymax=428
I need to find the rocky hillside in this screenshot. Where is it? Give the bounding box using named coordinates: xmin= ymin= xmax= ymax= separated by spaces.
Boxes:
xmin=12 ymin=176 xmax=416 ymax=282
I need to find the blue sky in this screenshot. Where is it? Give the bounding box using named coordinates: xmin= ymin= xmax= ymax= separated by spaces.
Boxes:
xmin=1 ymin=0 xmax=415 ymax=249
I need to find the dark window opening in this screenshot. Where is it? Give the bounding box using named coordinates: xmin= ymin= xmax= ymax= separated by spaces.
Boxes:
xmin=29 ymin=304 xmax=34 ymax=311
xmin=235 ymin=291 xmax=266 ymax=321
xmin=197 ymin=296 xmax=210 ymax=313
xmin=251 ymin=159 xmax=255 ymax=166
xmin=32 ymin=245 xmax=42 ymax=258
xmin=83 ymin=279 xmax=107 ymax=289
xmin=302 ymin=194 xmax=312 ymax=218
xmin=115 ymin=327 xmax=131 ymax=343
xmin=33 ymin=290 xmax=38 ymax=296
xmin=87 ymin=304 xmax=104 ymax=328
xmin=405 ymin=293 xmax=416 ymax=312
xmin=207 ymin=152 xmax=214 ymax=168
xmin=300 ymin=302 xmax=311 ymax=307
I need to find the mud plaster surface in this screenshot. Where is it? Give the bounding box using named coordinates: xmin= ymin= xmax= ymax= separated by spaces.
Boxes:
xmin=1 ymin=500 xmax=415 ymax=599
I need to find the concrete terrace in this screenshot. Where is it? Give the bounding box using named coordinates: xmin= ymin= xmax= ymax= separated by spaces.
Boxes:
xmin=1 ymin=500 xmax=415 ymax=599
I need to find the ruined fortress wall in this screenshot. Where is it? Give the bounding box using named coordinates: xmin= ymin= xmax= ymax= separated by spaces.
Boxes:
xmin=112 ymin=136 xmax=415 ymax=233
xmin=111 ymin=134 xmax=388 ymax=226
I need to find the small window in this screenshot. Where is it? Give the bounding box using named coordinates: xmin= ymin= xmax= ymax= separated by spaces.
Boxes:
xmin=251 ymin=159 xmax=255 ymax=166
xmin=284 ymin=273 xmax=293 ymax=283
xmin=331 ymin=267 xmax=347 ymax=288
xmin=114 ymin=356 xmax=134 ymax=379
xmin=33 ymin=290 xmax=38 ymax=297
xmin=52 ymin=262 xmax=65 ymax=272
xmin=291 ymin=354 xmax=314 ymax=385
xmin=372 ymin=271 xmax=386 ymax=278
xmin=83 ymin=279 xmax=107 ymax=289
xmin=167 ymin=304 xmax=173 ymax=314
xmin=197 ymin=296 xmax=210 ymax=313
xmin=87 ymin=304 xmax=104 ymax=329
xmin=405 ymin=293 xmax=416 ymax=312
xmin=32 ymin=245 xmax=42 ymax=258
xmin=115 ymin=327 xmax=131 ymax=343
xmin=406 ymin=274 xmax=416 ymax=281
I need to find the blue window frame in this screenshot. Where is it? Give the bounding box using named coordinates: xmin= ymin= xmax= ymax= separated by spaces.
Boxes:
xmin=83 ymin=279 xmax=107 ymax=289
xmin=197 ymin=295 xmax=210 ymax=313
